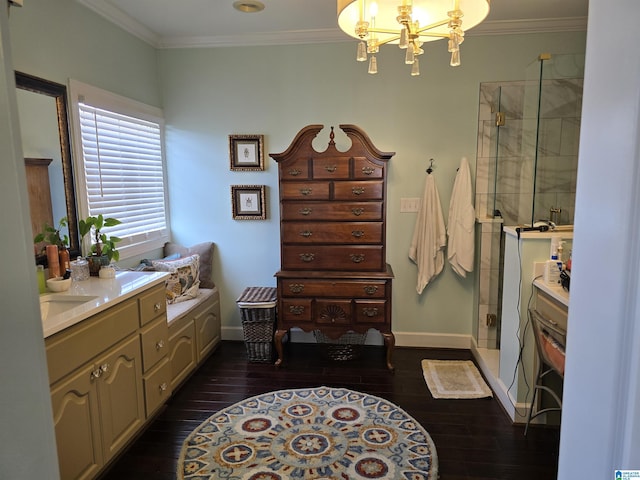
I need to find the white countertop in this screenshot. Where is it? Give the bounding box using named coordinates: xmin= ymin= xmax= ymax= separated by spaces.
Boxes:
xmin=41 ymin=271 xmax=169 ymax=338
xmin=533 ymin=278 xmax=570 ymax=307
xmin=504 ymin=225 xmax=574 ymax=240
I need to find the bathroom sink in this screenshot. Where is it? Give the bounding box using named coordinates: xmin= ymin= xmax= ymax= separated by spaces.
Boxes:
xmin=40 ymin=295 xmax=98 ymax=322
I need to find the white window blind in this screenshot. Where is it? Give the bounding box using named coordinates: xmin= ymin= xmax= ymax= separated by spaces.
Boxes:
xmin=78 ymin=102 xmax=168 ymax=252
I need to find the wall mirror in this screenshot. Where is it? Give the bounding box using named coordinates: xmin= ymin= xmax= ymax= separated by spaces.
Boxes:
xmin=15 ymin=71 xmax=79 ymax=256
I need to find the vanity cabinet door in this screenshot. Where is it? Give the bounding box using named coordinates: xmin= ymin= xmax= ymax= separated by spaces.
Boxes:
xmin=97 ymin=335 xmax=145 ymax=464
xmin=50 ymin=364 xmax=103 ymax=480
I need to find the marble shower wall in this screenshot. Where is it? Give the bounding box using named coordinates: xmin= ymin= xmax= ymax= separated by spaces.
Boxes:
xmin=474 ymin=78 xmax=582 ymax=348
xmin=476 ymin=78 xmax=582 ymax=226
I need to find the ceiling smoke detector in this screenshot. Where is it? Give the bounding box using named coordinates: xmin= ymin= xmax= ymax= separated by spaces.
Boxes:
xmin=233 ymin=1 xmax=265 ymax=13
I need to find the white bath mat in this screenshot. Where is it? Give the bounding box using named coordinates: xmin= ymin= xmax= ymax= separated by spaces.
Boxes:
xmin=421 ymin=359 xmax=493 ymax=399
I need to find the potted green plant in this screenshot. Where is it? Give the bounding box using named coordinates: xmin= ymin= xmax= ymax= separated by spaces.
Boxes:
xmin=79 ymin=214 xmax=122 ymax=275
xmin=34 ymin=216 xmax=71 ymax=273
xmin=34 ymin=216 xmax=69 ymax=252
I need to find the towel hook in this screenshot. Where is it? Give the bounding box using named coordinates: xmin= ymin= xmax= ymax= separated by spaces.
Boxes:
xmin=426 ymin=158 xmax=435 ymax=174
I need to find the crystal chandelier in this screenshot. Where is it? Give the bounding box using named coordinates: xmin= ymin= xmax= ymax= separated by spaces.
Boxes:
xmin=337 ymin=0 xmax=490 ymax=76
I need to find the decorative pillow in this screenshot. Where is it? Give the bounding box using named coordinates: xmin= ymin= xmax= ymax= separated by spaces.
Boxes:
xmin=152 ymin=254 xmax=200 ymax=304
xmin=164 ymin=242 xmax=215 ymax=288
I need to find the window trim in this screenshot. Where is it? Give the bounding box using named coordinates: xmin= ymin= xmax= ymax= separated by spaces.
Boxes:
xmin=68 ymin=79 xmax=170 ymax=260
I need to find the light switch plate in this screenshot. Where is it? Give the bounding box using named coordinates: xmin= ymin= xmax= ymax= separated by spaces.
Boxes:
xmin=400 ymin=197 xmax=420 ymax=213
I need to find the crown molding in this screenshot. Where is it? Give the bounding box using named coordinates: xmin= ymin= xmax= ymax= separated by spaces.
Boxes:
xmin=469 ymin=17 xmax=588 ymax=36
xmin=75 ymin=0 xmax=588 ymax=50
xmin=159 ymin=29 xmax=349 ymax=49
xmin=76 ymin=0 xmax=160 ymax=47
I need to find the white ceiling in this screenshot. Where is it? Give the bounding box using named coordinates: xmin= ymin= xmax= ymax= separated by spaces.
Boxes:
xmin=76 ymin=0 xmax=589 ymax=49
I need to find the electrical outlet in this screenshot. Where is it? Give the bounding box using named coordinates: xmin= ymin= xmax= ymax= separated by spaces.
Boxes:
xmin=400 ymin=197 xmax=420 ymax=213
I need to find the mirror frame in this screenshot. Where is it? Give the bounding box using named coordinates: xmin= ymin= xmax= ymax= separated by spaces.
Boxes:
xmin=15 ymin=71 xmax=80 ymax=255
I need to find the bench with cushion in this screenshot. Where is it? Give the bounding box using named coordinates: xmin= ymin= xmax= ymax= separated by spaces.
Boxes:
xmin=147 ymin=242 xmax=222 ymax=390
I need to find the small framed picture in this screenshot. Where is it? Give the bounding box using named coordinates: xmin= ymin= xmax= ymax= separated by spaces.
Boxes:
xmin=229 ymin=134 xmax=264 ymax=171
xmin=231 ymin=185 xmax=266 ymax=220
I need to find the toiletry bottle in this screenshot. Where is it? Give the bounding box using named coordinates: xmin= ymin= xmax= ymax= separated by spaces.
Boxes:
xmin=46 ymin=244 xmax=60 ymax=278
xmin=36 ymin=265 xmax=46 ymax=294
xmin=59 ymin=247 xmax=71 ymax=272
xmin=544 ymin=255 xmax=562 ymax=286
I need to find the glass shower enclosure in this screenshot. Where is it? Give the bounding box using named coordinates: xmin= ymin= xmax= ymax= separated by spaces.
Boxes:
xmin=475 ymin=53 xmax=584 ymax=350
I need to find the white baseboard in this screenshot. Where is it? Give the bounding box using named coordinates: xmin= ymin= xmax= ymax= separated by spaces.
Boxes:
xmin=223 ymin=327 xmax=472 ymax=350
xmin=471 ymin=338 xmax=531 ymax=423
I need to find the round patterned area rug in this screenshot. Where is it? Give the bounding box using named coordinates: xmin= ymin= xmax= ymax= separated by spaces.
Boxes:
xmin=178 ymin=386 xmax=438 ymax=480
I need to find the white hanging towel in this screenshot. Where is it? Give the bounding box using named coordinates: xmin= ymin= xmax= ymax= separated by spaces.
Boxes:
xmin=409 ymin=173 xmax=447 ymax=294
xmin=447 ymin=157 xmax=476 ymax=277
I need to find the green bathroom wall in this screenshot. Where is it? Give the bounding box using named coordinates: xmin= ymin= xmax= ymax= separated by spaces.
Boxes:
xmin=7 ymin=0 xmax=586 ymax=345
xmin=159 ymin=32 xmax=586 ymax=343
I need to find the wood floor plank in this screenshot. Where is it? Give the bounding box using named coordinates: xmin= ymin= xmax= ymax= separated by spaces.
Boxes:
xmin=97 ymin=341 xmax=559 ymax=480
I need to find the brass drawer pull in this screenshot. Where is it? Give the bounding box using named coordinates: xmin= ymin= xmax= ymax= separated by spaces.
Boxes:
xmin=299 ymin=253 xmax=315 ymax=262
xmin=155 ymin=340 xmax=165 ymax=351
xmin=324 ymin=165 xmax=337 ymax=173
xmin=154 ymin=302 xmax=162 ymax=312
xmin=362 ymin=307 xmax=379 ymax=317
xmin=289 ymin=305 xmax=305 ymax=315
xmin=288 ymin=168 xmax=302 ymax=176
xmin=352 ymin=187 xmax=365 ymax=195
xmin=159 ymin=382 xmax=168 ymax=392
xmin=300 ymin=230 xmax=312 ymax=238
xmin=350 ymin=253 xmax=365 ymax=263
xmin=363 ymin=285 xmax=378 ymax=295
xmin=351 ymin=230 xmax=364 ymax=238
xmin=362 ymin=166 xmax=375 ymax=176
xmin=299 ymin=207 xmax=312 ymax=216
xmin=351 ymin=208 xmax=364 ymax=216
xmin=300 ymin=188 xmax=312 ymax=196
xmin=289 ymin=283 xmax=304 ymax=294
xmin=90 ymin=368 xmax=102 ymax=381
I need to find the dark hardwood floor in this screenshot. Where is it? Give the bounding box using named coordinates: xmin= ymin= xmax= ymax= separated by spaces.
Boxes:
xmin=99 ymin=341 xmax=560 ymax=480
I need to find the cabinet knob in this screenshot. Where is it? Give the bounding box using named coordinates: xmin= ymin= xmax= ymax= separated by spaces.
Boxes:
xmin=350 ymin=253 xmax=365 ymax=263
xmin=300 ymin=188 xmax=312 ymax=196
xmin=324 ymin=165 xmax=337 ymax=173
xmin=363 ymin=285 xmax=378 ymax=295
xmin=362 ymin=166 xmax=375 ymax=176
xmin=159 ymin=382 xmax=168 ymax=393
xmin=299 ymin=230 xmax=313 ymax=238
xmin=156 ymin=340 xmax=165 ymax=351
xmin=90 ymin=368 xmax=102 ymax=381
xmin=100 ymin=363 xmax=110 ymax=376
xmin=288 ymin=168 xmax=302 ymax=176
xmin=362 ymin=307 xmax=379 ymax=317
xmin=351 ymin=208 xmax=364 ymax=216
xmin=351 ymin=230 xmax=364 ymax=238
xmin=289 ymin=283 xmax=305 ymax=294
xmin=299 ymin=208 xmax=312 ymax=216
xmin=299 ymin=253 xmax=315 ymax=262
xmin=289 ymin=305 xmax=305 ymax=315
xmin=154 ymin=302 xmax=161 ymax=312
xmin=352 ymin=187 xmax=365 ymax=195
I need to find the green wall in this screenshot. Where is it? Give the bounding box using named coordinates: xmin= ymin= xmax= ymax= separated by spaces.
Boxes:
xmin=159 ymin=33 xmax=586 ymax=342
xmin=7 ymin=0 xmax=586 ymax=344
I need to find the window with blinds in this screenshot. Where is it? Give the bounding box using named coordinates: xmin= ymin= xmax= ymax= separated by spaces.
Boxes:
xmin=71 ymin=80 xmax=169 ymax=259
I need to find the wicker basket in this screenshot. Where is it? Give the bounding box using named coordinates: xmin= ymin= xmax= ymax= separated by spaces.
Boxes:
xmin=314 ymin=330 xmax=367 ymax=361
xmin=237 ymin=287 xmax=277 ymax=363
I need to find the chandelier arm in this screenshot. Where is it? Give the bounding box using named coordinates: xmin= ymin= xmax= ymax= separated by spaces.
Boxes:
xmin=417 ymin=33 xmax=451 ymax=39
xmin=415 ymin=19 xmax=452 ymax=33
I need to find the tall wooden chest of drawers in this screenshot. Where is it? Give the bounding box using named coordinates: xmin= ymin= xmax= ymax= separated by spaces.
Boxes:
xmin=270 ymin=124 xmax=395 ymax=370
